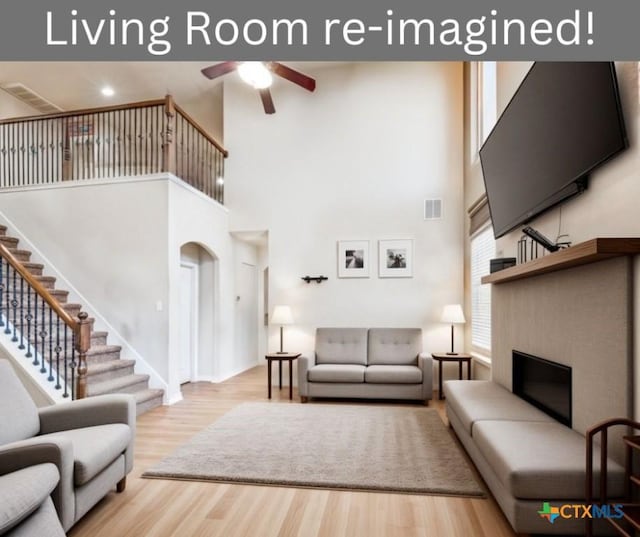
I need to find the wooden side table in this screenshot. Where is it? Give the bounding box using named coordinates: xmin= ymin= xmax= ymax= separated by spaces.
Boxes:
xmin=431 ymin=352 xmax=472 ymax=400
xmin=265 ymin=353 xmax=301 ymax=400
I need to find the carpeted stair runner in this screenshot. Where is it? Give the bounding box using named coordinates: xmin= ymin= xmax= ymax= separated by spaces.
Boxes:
xmin=0 ymin=224 xmax=163 ymax=415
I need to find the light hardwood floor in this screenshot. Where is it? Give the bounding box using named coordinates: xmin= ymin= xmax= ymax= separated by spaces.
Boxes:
xmin=68 ymin=365 xmax=518 ymax=537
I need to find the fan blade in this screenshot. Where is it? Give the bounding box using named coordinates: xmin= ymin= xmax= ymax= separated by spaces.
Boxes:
xmin=269 ymin=62 xmax=316 ymax=92
xmin=201 ymin=61 xmax=239 ymax=80
xmin=259 ymin=89 xmax=276 ymax=114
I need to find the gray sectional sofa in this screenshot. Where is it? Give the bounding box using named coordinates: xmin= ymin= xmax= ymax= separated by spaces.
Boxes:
xmin=298 ymin=328 xmax=433 ymax=403
xmin=445 ymin=380 xmax=625 ymax=535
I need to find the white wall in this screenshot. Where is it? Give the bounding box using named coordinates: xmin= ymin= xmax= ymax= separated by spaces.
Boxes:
xmin=0 ymin=175 xmax=241 ymax=403
xmin=167 ymin=178 xmax=237 ymax=398
xmin=225 ymin=62 xmax=464 ymax=360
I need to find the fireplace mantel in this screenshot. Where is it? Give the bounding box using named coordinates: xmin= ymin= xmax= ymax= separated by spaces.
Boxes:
xmin=482 ymin=238 xmax=640 ymax=285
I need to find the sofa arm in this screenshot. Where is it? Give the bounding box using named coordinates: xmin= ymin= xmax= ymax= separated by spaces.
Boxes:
xmin=297 ymin=355 xmax=314 ymax=398
xmin=39 ymin=394 xmax=136 ymax=435
xmin=0 ymin=437 xmax=75 ymax=530
xmin=418 ymin=353 xmax=434 ymax=401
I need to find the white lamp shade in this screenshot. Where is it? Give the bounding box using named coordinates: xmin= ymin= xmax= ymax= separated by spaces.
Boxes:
xmin=441 ymin=304 xmax=466 ymax=324
xmin=271 ymin=305 xmax=294 ymax=325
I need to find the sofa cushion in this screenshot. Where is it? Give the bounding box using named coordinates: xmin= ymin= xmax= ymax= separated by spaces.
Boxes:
xmin=368 ymin=328 xmax=422 ymax=366
xmin=308 ymin=364 xmax=366 ymax=383
xmin=315 ymin=328 xmax=368 ymax=365
xmin=445 ymin=380 xmax=554 ymax=436
xmin=0 ymin=463 xmax=59 ymax=534
xmin=0 ymin=361 xmax=40 ymax=445
xmin=365 ymin=365 xmax=422 ymax=384
xmin=38 ymin=424 xmax=131 ymax=486
xmin=473 ymin=420 xmax=626 ymax=500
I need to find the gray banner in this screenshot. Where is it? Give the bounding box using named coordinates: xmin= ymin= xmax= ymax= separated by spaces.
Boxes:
xmin=0 ymin=0 xmax=638 ymax=60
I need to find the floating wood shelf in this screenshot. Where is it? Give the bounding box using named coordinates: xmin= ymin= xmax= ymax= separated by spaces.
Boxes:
xmin=482 ymin=238 xmax=640 ymax=285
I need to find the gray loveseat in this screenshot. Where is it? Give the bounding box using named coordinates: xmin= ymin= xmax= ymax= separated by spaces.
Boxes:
xmin=298 ymin=328 xmax=433 ymax=403
xmin=445 ymin=380 xmax=625 ymax=535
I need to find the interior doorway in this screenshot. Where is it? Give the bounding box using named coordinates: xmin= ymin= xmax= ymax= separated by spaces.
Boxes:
xmin=178 ymin=262 xmax=198 ymax=384
xmin=179 ymin=242 xmax=218 ymax=388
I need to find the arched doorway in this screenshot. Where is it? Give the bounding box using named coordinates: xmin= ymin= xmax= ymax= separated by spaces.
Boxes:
xmin=179 ymin=242 xmax=218 ymax=386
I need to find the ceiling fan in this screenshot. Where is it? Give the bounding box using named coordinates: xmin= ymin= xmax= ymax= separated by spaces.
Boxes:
xmin=201 ymin=61 xmax=316 ymax=115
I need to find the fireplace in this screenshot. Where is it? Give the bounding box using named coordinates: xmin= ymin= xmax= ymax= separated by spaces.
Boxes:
xmin=512 ymin=350 xmax=572 ymax=427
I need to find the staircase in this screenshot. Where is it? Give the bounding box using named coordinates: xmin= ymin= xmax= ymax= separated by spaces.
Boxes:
xmin=0 ymin=224 xmax=163 ymax=415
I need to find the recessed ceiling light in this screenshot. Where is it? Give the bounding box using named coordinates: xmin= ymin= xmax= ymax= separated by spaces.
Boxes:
xmin=216 ymin=177 xmax=225 ymax=185
xmin=101 ymin=86 xmax=115 ymax=97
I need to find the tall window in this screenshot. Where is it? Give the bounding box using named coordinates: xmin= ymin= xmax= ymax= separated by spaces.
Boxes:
xmin=471 ymin=225 xmax=495 ymax=354
xmin=479 ymin=62 xmax=497 ymax=144
xmin=471 ymin=61 xmax=498 ymax=158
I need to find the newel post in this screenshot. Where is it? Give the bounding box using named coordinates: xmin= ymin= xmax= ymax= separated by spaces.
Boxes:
xmin=162 ymin=94 xmax=176 ymax=175
xmin=75 ymin=311 xmax=92 ymax=399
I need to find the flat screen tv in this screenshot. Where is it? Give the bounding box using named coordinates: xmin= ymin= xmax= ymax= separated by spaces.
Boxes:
xmin=479 ymin=62 xmax=627 ymax=239
xmin=512 ymin=350 xmax=572 ymax=427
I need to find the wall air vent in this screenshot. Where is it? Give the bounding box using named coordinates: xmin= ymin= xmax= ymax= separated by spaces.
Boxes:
xmin=424 ymin=199 xmax=443 ymax=220
xmin=0 ymin=83 xmax=63 ymax=114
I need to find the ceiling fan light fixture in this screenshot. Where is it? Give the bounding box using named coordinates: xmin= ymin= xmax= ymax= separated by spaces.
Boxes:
xmin=238 ymin=62 xmax=273 ymax=89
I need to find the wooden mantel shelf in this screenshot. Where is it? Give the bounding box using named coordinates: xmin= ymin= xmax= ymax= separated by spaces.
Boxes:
xmin=481 ymin=238 xmax=640 ymax=285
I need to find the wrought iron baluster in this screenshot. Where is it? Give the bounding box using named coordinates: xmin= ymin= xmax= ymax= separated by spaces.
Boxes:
xmin=39 ymin=295 xmax=47 ymax=374
xmin=63 ymin=325 xmax=69 ymax=398
xmin=25 ymin=286 xmax=32 ymax=358
xmin=11 ymin=264 xmax=18 ymax=341
xmin=4 ymin=262 xmax=11 ymax=335
xmin=54 ymin=316 xmax=61 ymax=389
xmin=48 ymin=306 xmax=54 ymax=381
xmin=18 ymin=275 xmax=24 ymax=349
xmin=32 ymin=285 xmax=39 ymax=366
xmin=0 ymin=258 xmax=5 ymax=328
xmin=71 ymin=334 xmax=76 ymax=400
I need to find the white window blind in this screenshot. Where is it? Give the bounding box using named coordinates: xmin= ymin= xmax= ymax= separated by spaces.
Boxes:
xmin=471 ymin=225 xmax=495 ymax=353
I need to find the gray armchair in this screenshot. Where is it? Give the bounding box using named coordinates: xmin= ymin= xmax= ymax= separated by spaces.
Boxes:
xmin=0 ymin=462 xmax=65 ymax=537
xmin=0 ymin=360 xmax=135 ymax=531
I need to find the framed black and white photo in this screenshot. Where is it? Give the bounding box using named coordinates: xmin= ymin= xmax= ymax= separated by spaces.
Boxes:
xmin=338 ymin=240 xmax=369 ymax=278
xmin=379 ymin=239 xmax=413 ymax=278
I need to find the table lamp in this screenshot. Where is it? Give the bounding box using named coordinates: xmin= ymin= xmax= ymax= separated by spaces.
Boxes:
xmin=441 ymin=304 xmax=466 ymax=355
xmin=271 ymin=305 xmax=293 ymax=354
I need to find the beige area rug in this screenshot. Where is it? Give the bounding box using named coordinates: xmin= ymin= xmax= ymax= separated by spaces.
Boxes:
xmin=142 ymin=402 xmax=484 ymax=497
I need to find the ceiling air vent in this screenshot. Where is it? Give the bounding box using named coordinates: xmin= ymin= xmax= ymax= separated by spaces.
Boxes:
xmin=424 ymin=199 xmax=443 ymax=220
xmin=0 ymin=83 xmax=63 ymax=114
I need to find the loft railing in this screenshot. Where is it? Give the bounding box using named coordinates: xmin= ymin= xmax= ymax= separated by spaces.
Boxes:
xmin=0 ymin=95 xmax=227 ymax=203
xmin=0 ymin=244 xmax=91 ymax=399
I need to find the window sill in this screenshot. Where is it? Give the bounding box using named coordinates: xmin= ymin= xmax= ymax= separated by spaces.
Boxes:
xmin=471 ymin=352 xmax=492 ymax=368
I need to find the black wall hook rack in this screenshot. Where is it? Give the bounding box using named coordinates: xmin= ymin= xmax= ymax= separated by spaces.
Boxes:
xmin=301 ymin=275 xmax=328 ymax=284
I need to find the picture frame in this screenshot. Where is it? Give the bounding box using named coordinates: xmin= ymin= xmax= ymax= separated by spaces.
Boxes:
xmin=337 ymin=240 xmax=370 ymax=278
xmin=379 ymin=239 xmax=413 ymax=278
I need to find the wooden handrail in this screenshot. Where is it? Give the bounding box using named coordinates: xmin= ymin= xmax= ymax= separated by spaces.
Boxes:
xmin=174 ymin=102 xmax=229 ymax=157
xmin=0 ymin=243 xmax=77 ymax=330
xmin=0 ymin=98 xmax=166 ymax=125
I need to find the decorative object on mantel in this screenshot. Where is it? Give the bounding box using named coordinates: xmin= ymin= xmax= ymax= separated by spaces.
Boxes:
xmin=441 ymin=304 xmax=466 ymax=355
xmin=337 ymin=240 xmax=370 ymax=278
xmin=483 ymin=238 xmax=640 ymax=285
xmin=301 ymin=275 xmax=328 ymax=284
xmin=379 ymin=239 xmax=414 ymax=278
xmin=271 ymin=305 xmax=294 ymax=354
